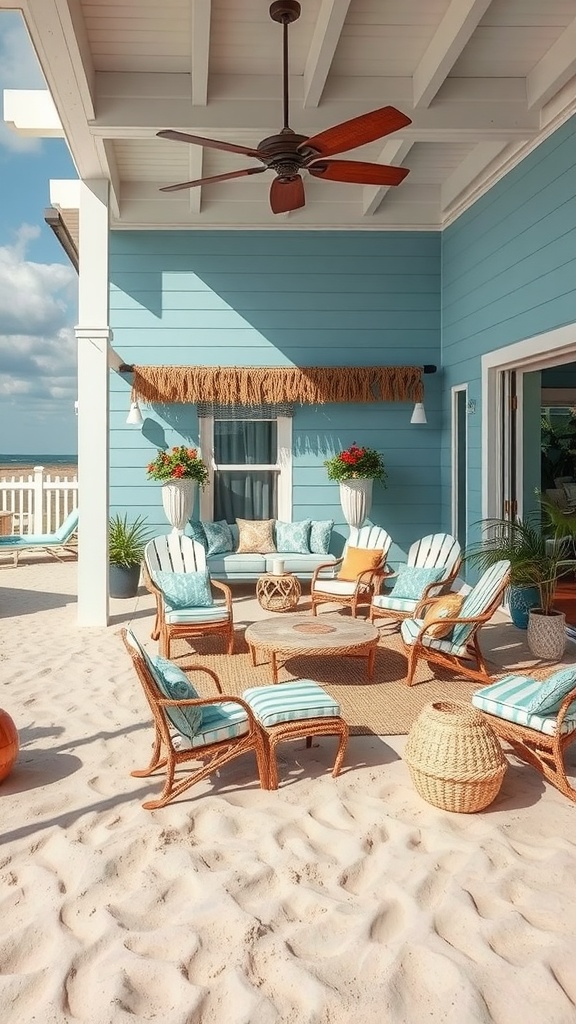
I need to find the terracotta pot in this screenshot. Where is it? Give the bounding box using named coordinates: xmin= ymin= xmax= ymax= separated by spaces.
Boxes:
xmin=0 ymin=708 xmax=19 ymax=782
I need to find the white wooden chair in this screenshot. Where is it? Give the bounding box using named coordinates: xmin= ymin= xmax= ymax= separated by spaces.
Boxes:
xmin=310 ymin=524 xmax=393 ymax=617
xmin=370 ymin=532 xmax=462 ymax=625
xmin=144 ymin=534 xmax=234 ymax=658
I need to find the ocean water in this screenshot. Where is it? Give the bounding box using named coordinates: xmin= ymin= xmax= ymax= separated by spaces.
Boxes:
xmin=0 ymin=454 xmax=77 ymax=466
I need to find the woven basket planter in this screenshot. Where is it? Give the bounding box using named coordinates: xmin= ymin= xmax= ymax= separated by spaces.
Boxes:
xmin=404 ymin=701 xmax=507 ymax=813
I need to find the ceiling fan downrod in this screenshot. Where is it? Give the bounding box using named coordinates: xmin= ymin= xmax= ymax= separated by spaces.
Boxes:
xmin=270 ymin=1 xmax=301 ymax=131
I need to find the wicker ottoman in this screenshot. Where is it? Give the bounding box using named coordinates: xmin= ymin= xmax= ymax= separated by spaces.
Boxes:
xmin=243 ymin=680 xmax=349 ymax=789
xmin=256 ymin=571 xmax=302 ymax=612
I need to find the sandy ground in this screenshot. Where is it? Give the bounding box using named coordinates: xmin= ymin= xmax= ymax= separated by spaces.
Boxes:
xmin=1 ymin=555 xmax=576 ymax=1024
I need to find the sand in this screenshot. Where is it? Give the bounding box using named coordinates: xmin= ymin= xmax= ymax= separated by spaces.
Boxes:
xmin=1 ymin=558 xmax=576 ymax=1024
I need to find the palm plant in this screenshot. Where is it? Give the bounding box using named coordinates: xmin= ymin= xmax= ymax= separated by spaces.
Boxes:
xmin=109 ymin=514 xmax=150 ymax=568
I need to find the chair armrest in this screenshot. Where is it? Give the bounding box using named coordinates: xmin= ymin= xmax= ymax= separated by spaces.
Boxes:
xmin=415 ymin=613 xmax=481 ymax=642
xmin=180 ymin=664 xmax=224 ymax=693
xmin=156 ymin=693 xmax=263 ymax=733
xmin=371 ymin=568 xmax=396 ymax=596
xmin=210 ymin=577 xmax=233 ymax=613
xmin=311 ymin=557 xmax=343 ymax=587
xmin=556 ymin=686 xmax=576 ymax=729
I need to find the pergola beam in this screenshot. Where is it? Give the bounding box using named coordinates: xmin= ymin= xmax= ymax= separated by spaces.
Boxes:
xmin=303 ymin=0 xmax=352 ymax=108
xmin=190 ymin=0 xmax=212 ymax=106
xmin=413 ymin=0 xmax=493 ymax=109
xmin=526 ymin=16 xmax=576 ymax=110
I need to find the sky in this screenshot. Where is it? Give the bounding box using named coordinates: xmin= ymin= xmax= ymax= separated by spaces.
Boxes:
xmin=0 ymin=10 xmax=79 ymax=456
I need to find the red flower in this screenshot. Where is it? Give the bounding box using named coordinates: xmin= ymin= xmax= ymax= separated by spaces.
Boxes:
xmin=172 ymin=464 xmax=185 ymax=478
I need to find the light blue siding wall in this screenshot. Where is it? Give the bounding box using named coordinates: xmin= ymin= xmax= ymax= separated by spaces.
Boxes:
xmin=441 ymin=115 xmax=576 ymax=539
xmin=109 ymin=230 xmax=440 ymax=560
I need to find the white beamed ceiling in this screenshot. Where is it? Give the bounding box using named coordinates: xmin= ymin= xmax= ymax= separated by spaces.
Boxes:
xmin=4 ymin=0 xmax=576 ymax=230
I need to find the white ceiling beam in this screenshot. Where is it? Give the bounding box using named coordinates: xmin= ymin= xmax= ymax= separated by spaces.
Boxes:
xmin=362 ymin=141 xmax=414 ymax=216
xmin=526 ymin=16 xmax=576 ymax=110
xmin=187 ymin=147 xmax=204 ymax=214
xmin=190 ymin=0 xmax=212 ymax=106
xmin=413 ymin=0 xmax=493 ymax=109
xmin=303 ymin=0 xmax=352 ymax=108
xmin=441 ymin=141 xmax=510 ymax=210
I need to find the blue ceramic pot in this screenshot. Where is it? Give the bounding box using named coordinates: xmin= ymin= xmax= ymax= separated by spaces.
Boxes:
xmin=509 ymin=586 xmax=540 ymax=629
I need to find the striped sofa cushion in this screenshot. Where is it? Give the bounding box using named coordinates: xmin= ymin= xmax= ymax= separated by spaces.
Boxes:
xmin=400 ymin=616 xmax=469 ymax=657
xmin=472 ymin=675 xmax=576 ymax=737
xmin=243 ymin=680 xmax=340 ymax=728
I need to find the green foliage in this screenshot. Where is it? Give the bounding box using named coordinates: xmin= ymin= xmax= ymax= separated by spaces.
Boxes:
xmin=109 ymin=514 xmax=150 ymax=568
xmin=324 ymin=442 xmax=387 ymax=484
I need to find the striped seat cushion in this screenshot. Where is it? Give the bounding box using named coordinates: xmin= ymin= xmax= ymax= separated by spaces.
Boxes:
xmin=243 ymin=680 xmax=341 ymax=728
xmin=472 ymin=675 xmax=576 ymax=737
xmin=164 ymin=604 xmax=229 ymax=624
xmin=401 ymin=616 xmax=470 ymax=657
xmin=188 ymin=701 xmax=249 ymax=748
xmin=372 ymin=594 xmax=419 ymax=614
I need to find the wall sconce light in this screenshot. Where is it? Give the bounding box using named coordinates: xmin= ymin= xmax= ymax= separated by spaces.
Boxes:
xmin=126 ymin=400 xmax=143 ymax=426
xmin=467 ymin=399 xmax=477 ymax=415
xmin=410 ymin=402 xmax=427 ymax=424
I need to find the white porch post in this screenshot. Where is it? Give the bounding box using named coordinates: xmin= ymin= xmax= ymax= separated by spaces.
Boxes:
xmin=76 ymin=179 xmax=110 ymax=627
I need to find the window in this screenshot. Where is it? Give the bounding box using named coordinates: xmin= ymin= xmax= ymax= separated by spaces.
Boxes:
xmin=199 ymin=408 xmax=292 ymax=522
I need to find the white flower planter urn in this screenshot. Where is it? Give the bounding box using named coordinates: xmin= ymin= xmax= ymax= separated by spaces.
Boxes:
xmin=527 ymin=608 xmax=567 ymax=660
xmin=339 ymin=478 xmax=373 ymax=529
xmin=161 ymin=479 xmax=196 ymax=533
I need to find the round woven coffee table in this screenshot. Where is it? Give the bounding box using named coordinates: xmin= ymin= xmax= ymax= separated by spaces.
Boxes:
xmin=256 ymin=572 xmax=302 ymax=612
xmin=245 ymin=612 xmax=379 ymax=683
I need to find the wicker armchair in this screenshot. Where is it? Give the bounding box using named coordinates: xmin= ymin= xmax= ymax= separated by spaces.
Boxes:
xmin=310 ymin=524 xmax=393 ymax=617
xmin=370 ymin=533 xmax=462 ymax=625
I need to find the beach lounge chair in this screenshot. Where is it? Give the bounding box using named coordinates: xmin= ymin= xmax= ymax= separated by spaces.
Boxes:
xmin=0 ymin=507 xmax=78 ymax=566
xmin=472 ymin=669 xmax=576 ymax=802
xmin=401 ymin=559 xmax=511 ymax=685
xmin=370 ymin=532 xmax=462 ymax=625
xmin=310 ymin=524 xmax=393 ymax=617
xmin=122 ymin=628 xmax=268 ymax=809
xmin=143 ymin=533 xmax=234 ymax=657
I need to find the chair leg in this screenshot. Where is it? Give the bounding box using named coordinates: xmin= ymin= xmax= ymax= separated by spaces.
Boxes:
xmin=406 ymin=644 xmax=419 ymax=686
xmin=226 ymin=626 xmax=234 ymax=655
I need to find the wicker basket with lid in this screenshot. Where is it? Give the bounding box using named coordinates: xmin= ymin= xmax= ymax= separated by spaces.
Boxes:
xmin=404 ymin=700 xmax=507 ymax=813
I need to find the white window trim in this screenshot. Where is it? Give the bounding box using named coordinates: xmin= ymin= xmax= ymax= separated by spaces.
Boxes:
xmin=198 ymin=413 xmax=292 ymax=521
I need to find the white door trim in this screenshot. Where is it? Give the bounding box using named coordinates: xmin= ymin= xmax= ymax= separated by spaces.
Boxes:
xmin=451 ymin=383 xmax=468 ymax=544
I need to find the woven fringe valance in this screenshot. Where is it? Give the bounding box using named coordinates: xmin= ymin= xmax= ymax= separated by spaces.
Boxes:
xmin=130 ymin=365 xmax=424 ymax=405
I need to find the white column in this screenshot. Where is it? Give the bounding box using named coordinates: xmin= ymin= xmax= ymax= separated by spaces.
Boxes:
xmin=76 ymin=179 xmax=110 ymax=627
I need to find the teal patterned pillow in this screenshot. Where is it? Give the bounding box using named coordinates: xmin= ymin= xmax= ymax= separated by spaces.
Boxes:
xmin=275 ymin=519 xmax=312 ymax=554
xmin=152 ymin=655 xmax=202 ymax=739
xmin=525 ymin=667 xmax=576 ymax=715
xmin=309 ymin=520 xmax=334 ymax=555
xmin=153 ymin=569 xmax=213 ymax=608
xmin=390 ymin=565 xmax=445 ymax=600
xmin=188 ymin=520 xmax=207 ymax=547
xmin=203 ymin=520 xmax=234 ymax=555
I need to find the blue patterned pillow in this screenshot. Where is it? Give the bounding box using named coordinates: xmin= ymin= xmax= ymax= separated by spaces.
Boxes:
xmin=525 ymin=667 xmax=576 ymax=715
xmin=309 ymin=520 xmax=334 ymax=555
xmin=152 ymin=655 xmax=202 ymax=739
xmin=188 ymin=520 xmax=207 ymax=547
xmin=390 ymin=565 xmax=445 ymax=600
xmin=275 ymin=519 xmax=312 ymax=554
xmin=153 ymin=569 xmax=213 ymax=608
xmin=203 ymin=520 xmax=234 ymax=555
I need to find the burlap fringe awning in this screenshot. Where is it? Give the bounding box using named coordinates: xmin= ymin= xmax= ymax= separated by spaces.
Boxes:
xmin=129 ymin=365 xmax=424 ymax=405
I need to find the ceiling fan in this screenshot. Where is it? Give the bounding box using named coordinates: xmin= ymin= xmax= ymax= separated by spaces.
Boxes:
xmin=157 ymin=0 xmax=411 ymax=214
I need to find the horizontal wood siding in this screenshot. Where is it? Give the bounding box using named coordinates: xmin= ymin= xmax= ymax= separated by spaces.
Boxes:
xmin=441 ymin=115 xmax=576 ymax=540
xmin=109 ymin=230 xmax=441 ymax=559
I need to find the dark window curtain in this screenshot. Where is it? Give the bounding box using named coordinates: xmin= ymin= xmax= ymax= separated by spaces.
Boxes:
xmin=214 ymin=420 xmax=277 ymax=522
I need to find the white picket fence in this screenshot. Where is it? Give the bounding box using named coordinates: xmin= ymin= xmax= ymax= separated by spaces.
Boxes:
xmin=0 ymin=466 xmax=78 ymax=535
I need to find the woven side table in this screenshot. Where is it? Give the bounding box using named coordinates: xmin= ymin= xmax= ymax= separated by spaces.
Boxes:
xmin=404 ymin=701 xmax=507 ymax=813
xmin=256 ymin=572 xmax=302 ymax=612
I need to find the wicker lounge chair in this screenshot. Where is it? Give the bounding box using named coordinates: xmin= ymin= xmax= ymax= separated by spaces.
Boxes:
xmin=310 ymin=524 xmax=393 ymax=617
xmin=0 ymin=508 xmax=78 ymax=566
xmin=370 ymin=532 xmax=462 ymax=625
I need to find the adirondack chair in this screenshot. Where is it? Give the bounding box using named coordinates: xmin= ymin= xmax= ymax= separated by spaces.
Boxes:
xmin=401 ymin=559 xmax=511 ymax=685
xmin=0 ymin=507 xmax=78 ymax=566
xmin=144 ymin=534 xmax=234 ymax=657
xmin=310 ymin=524 xmax=393 ymax=617
xmin=370 ymin=533 xmax=462 ymax=624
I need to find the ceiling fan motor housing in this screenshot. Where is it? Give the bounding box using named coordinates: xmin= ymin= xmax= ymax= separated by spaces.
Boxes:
xmin=269 ymin=1 xmax=301 ymax=25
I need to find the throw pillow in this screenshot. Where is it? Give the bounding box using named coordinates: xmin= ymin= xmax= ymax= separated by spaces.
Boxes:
xmin=337 ymin=546 xmax=384 ymax=581
xmin=390 ymin=565 xmax=445 ymax=601
xmin=525 ymin=666 xmax=576 ymax=715
xmin=236 ymin=518 xmax=276 ymax=554
xmin=275 ymin=519 xmax=312 ymax=554
xmin=309 ymin=520 xmax=334 ymax=555
xmin=203 ymin=520 xmax=234 ymax=556
xmin=422 ymin=593 xmax=465 ymax=638
xmin=152 ymin=569 xmax=213 ymax=608
xmin=152 ymin=655 xmax=202 ymax=739
xmin=188 ymin=520 xmax=207 ymax=547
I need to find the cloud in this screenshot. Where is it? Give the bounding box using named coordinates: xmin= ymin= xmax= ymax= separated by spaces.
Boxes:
xmin=0 ymin=11 xmax=46 ymax=153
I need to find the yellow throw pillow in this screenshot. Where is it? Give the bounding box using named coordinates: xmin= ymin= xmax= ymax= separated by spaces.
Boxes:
xmin=337 ymin=546 xmax=384 ymax=582
xmin=422 ymin=593 xmax=465 ymax=638
xmin=236 ymin=518 xmax=277 ymax=554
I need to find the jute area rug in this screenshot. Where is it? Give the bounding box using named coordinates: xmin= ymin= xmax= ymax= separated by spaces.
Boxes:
xmin=169 ymin=616 xmax=576 ymax=737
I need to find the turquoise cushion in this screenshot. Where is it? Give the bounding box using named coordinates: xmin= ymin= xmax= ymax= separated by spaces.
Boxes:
xmin=274 ymin=520 xmax=312 ymax=554
xmin=152 ymin=656 xmax=202 ymax=739
xmin=242 ymin=680 xmax=340 ymax=728
xmin=472 ymin=674 xmax=576 ymax=737
xmin=188 ymin=520 xmax=207 ymax=547
xmin=309 ymin=520 xmax=334 ymax=555
xmin=153 ymin=569 xmax=213 ymax=608
xmin=203 ymin=520 xmax=234 ymax=555
xmin=524 ymin=666 xmax=576 ymax=714
xmin=390 ymin=565 xmax=445 ymax=600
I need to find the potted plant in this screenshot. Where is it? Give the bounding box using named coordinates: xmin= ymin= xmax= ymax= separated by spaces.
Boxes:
xmin=147 ymin=445 xmax=209 ymax=533
xmin=324 ymin=442 xmax=387 ymax=529
xmin=109 ymin=514 xmax=150 ymax=598
xmin=464 ymin=501 xmax=576 ymax=659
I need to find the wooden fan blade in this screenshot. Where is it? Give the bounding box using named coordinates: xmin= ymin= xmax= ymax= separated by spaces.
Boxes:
xmin=160 ymin=166 xmax=266 ymax=193
xmin=308 ymin=160 xmax=409 ymax=186
xmin=157 ymin=129 xmax=262 ymax=159
xmin=300 ymin=106 xmax=411 ymax=159
xmin=269 ymin=176 xmax=305 ymax=214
